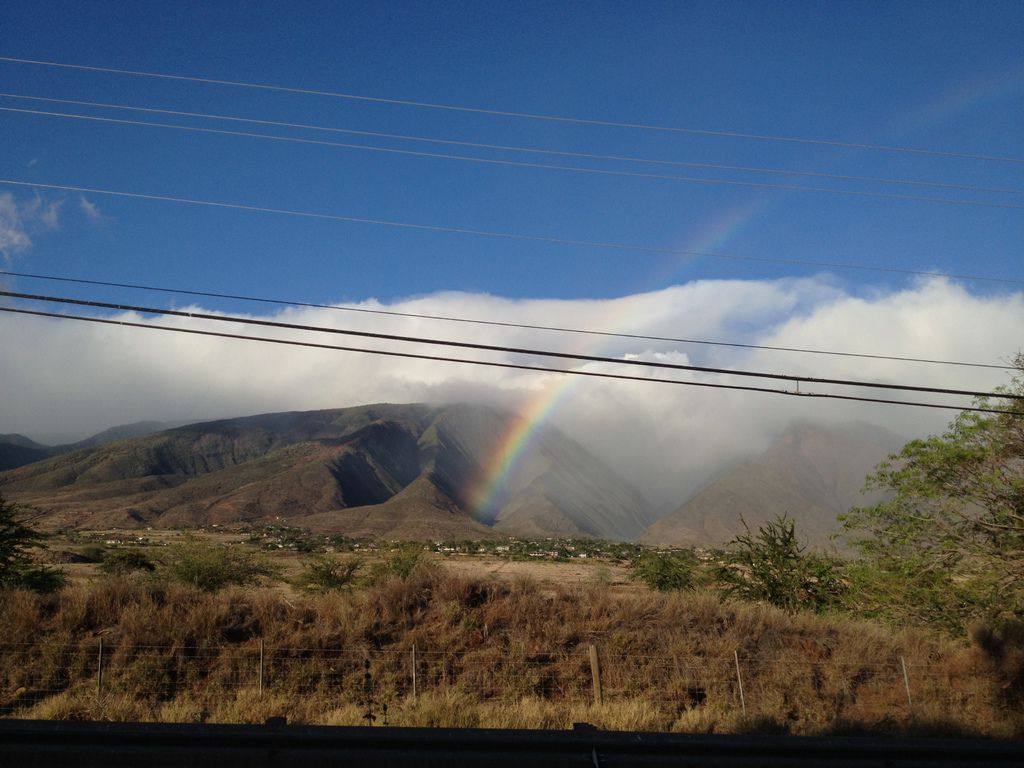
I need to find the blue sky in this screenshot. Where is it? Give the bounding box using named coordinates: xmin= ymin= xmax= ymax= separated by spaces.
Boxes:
xmin=1 ymin=2 xmax=1023 ymax=498
xmin=1 ymin=0 xmax=1021 ymax=304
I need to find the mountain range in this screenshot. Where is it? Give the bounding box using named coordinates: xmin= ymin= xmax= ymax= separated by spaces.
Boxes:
xmin=0 ymin=404 xmax=656 ymax=540
xmin=0 ymin=420 xmax=193 ymax=471
xmin=641 ymin=420 xmax=904 ymax=549
xmin=0 ymin=404 xmax=904 ymax=545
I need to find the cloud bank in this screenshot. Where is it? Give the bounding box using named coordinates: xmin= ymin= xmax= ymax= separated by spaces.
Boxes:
xmin=1 ymin=276 xmax=1021 ymax=504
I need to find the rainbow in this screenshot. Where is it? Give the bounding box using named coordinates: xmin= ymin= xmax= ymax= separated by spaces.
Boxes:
xmin=467 ymin=201 xmax=766 ymax=522
xmin=649 ymin=199 xmax=767 ymax=287
xmin=467 ymin=63 xmax=1024 ymax=522
xmin=467 ymin=379 xmax=571 ymax=523
xmin=882 ymin=64 xmax=1024 ymax=142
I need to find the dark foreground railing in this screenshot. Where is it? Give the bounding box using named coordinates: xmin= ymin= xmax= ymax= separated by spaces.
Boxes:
xmin=1 ymin=719 xmax=1022 ymax=768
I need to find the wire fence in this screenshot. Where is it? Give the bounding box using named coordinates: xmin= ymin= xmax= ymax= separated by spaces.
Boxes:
xmin=0 ymin=638 xmax=983 ymax=721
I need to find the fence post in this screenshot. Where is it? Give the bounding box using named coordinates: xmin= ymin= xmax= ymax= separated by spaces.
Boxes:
xmin=900 ymin=656 xmax=913 ymax=709
xmin=97 ymin=638 xmax=104 ymax=694
xmin=589 ymin=644 xmax=603 ymax=706
xmin=258 ymin=639 xmax=264 ymax=695
xmin=733 ymin=650 xmax=746 ymax=716
xmin=411 ymin=644 xmax=417 ymax=700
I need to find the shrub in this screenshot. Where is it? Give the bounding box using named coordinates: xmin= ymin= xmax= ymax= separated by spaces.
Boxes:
xmin=718 ymin=515 xmax=844 ymax=613
xmin=161 ymin=543 xmax=277 ymax=591
xmin=100 ymin=549 xmax=156 ymax=575
xmin=369 ymin=544 xmax=430 ymax=582
xmin=294 ymin=555 xmax=362 ymax=592
xmin=972 ymin=620 xmax=1024 ymax=708
xmin=0 ymin=494 xmax=64 ymax=593
xmin=632 ymin=550 xmax=695 ymax=592
xmin=78 ymin=545 xmax=107 ymax=563
xmin=12 ymin=565 xmax=66 ymax=593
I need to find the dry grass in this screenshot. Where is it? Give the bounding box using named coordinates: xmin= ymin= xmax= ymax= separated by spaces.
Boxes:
xmin=1 ymin=566 xmax=1020 ymax=738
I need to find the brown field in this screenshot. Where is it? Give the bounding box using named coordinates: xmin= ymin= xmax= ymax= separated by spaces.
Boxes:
xmin=46 ymin=529 xmax=639 ymax=592
xmin=3 ymin=537 xmax=1022 ymax=738
xmin=436 ymin=555 xmax=633 ymax=589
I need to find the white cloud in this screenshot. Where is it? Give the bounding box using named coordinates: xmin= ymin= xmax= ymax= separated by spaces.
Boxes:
xmin=0 ymin=276 xmax=1021 ymax=504
xmin=79 ymin=196 xmax=102 ymax=221
xmin=0 ymin=192 xmax=62 ymax=262
xmin=0 ymin=193 xmax=33 ymax=259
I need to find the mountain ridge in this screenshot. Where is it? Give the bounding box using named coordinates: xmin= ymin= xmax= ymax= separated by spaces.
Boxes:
xmin=640 ymin=420 xmax=904 ymax=549
xmin=3 ymin=408 xmax=908 ymax=545
xmin=0 ymin=403 xmax=656 ymax=541
xmin=0 ymin=419 xmax=199 ymax=472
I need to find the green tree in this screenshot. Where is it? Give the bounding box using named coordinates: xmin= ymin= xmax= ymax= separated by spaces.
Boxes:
xmin=162 ymin=542 xmax=277 ymax=591
xmin=0 ymin=494 xmax=64 ymax=592
xmin=632 ymin=550 xmax=695 ymax=591
xmin=718 ymin=514 xmax=844 ymax=613
xmin=368 ymin=543 xmax=430 ymax=583
xmin=841 ymin=354 xmax=1024 ymax=631
xmin=294 ymin=555 xmax=362 ymax=592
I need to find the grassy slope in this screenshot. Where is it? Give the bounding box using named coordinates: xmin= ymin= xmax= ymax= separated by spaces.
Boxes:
xmin=1 ymin=566 xmax=1020 ymax=737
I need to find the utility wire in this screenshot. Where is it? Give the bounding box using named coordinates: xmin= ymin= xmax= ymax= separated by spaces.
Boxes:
xmin=3 ymin=93 xmax=1019 ymax=197
xmin=1 ymin=269 xmax=1014 ymax=371
xmin=3 ymin=55 xmax=1022 ymax=165
xmin=3 ymin=290 xmax=1018 ymax=402
xmin=1 ymin=179 xmax=1020 ymax=286
xmin=6 ymin=106 xmax=1021 ymax=210
xmin=1 ymin=305 xmax=1015 ymax=416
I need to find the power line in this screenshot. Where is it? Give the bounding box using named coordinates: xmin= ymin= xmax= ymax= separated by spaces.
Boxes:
xmin=3 ymin=93 xmax=1019 ymax=197
xmin=3 ymin=289 xmax=1019 ymax=402
xmin=1 ymin=305 xmax=1015 ymax=416
xmin=6 ymin=106 xmax=1021 ymax=211
xmin=1 ymin=269 xmax=1014 ymax=371
xmin=1 ymin=179 xmax=1020 ymax=286
xmin=3 ymin=55 xmax=1022 ymax=165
